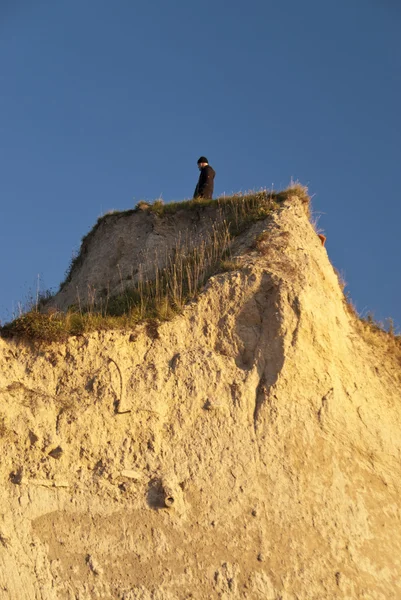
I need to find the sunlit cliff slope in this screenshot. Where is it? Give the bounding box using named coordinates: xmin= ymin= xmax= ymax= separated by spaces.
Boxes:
xmin=0 ymin=193 xmax=400 ymax=599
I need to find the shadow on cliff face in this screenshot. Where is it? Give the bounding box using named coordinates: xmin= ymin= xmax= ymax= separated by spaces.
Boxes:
xmin=146 ymin=478 xmax=167 ymax=509
xmin=234 ymin=273 xmax=287 ymax=430
xmin=31 ymin=504 xmax=264 ymax=596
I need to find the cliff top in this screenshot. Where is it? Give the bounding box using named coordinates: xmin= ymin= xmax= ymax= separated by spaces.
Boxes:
xmin=2 ymin=185 xmax=310 ymax=342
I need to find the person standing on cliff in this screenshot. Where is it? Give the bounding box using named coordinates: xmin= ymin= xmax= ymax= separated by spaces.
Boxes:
xmin=193 ymin=156 xmax=215 ymax=199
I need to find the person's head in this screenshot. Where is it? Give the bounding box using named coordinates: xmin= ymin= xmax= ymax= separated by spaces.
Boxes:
xmin=197 ymin=156 xmax=209 ymax=170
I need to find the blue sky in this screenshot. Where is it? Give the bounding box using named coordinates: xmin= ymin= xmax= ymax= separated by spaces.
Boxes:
xmin=1 ymin=0 xmax=400 ymax=330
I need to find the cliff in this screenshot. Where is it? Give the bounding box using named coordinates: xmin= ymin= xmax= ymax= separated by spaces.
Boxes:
xmin=0 ymin=194 xmax=400 ymax=599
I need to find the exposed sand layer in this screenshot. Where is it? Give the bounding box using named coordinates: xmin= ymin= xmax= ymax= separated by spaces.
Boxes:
xmin=1 ymin=197 xmax=400 ymax=599
xmin=51 ymin=203 xmax=231 ymax=312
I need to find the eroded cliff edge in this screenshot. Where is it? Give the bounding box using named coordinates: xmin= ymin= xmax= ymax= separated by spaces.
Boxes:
xmin=0 ymin=197 xmax=400 ymax=600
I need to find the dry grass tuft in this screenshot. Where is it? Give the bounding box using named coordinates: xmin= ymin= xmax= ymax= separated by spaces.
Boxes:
xmin=343 ymin=294 xmax=401 ymax=368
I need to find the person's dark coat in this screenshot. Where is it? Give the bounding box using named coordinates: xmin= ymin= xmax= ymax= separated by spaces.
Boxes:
xmin=194 ymin=165 xmax=215 ymax=199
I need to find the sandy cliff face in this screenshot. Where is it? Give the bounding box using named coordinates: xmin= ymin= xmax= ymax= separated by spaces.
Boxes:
xmin=1 ymin=198 xmax=400 ymax=600
xmin=52 ymin=204 xmax=230 ymax=312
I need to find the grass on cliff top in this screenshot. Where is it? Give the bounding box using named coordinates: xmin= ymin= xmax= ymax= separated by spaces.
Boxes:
xmin=59 ymin=184 xmax=309 ymax=292
xmin=1 ymin=186 xmax=308 ymax=343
